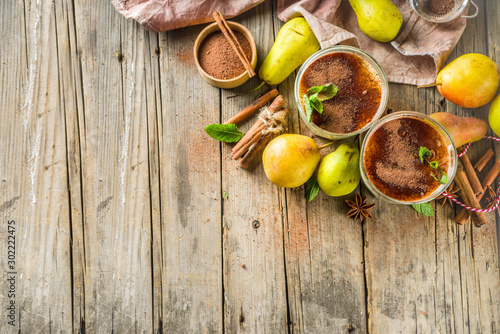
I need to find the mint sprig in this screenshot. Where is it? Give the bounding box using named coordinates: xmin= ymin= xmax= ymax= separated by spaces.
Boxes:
xmin=412 ymin=202 xmax=434 ymax=217
xmin=205 ymin=124 xmax=244 ymax=143
xmin=419 ymin=146 xmax=448 ymax=185
xmin=305 ymin=176 xmax=320 ymax=202
xmin=304 ymin=84 xmax=338 ymax=123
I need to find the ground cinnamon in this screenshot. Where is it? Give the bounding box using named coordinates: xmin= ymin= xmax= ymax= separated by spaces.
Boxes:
xmin=198 ymin=30 xmax=252 ymax=80
xmin=423 ymin=0 xmax=455 ymax=16
xmin=212 ymin=11 xmax=255 ymax=77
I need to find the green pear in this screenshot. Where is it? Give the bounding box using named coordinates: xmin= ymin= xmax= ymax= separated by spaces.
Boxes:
xmin=259 ymin=17 xmax=320 ymax=86
xmin=348 ymin=0 xmax=403 ymax=42
xmin=262 ymin=134 xmax=320 ymax=188
xmin=432 ymin=54 xmax=499 ymax=108
xmin=488 ymin=94 xmax=500 ymax=137
xmin=317 ymin=143 xmax=360 ymax=197
xmin=430 ymin=112 xmax=487 ymax=147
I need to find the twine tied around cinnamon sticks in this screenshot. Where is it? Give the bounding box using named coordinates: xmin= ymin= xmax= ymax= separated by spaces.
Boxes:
xmin=258 ymin=107 xmax=288 ymax=136
xmin=440 ymin=136 xmax=500 ymax=226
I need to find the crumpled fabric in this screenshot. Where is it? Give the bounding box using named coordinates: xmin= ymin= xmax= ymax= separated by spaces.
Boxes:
xmin=112 ymin=0 xmax=467 ymax=85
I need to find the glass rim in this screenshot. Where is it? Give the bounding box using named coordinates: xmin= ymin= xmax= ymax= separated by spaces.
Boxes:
xmin=359 ymin=111 xmax=458 ymax=205
xmin=294 ymin=45 xmax=389 ymax=140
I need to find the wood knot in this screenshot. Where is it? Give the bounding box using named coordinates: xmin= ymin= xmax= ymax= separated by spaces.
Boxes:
xmin=114 ymin=51 xmax=125 ymax=63
xmin=252 ymin=220 xmax=260 ymax=228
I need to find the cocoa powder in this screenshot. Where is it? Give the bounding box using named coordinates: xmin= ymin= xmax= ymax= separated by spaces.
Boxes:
xmin=198 ymin=31 xmax=252 ymax=80
xmin=299 ymin=52 xmax=382 ymax=134
xmin=423 ymin=0 xmax=455 ymax=16
xmin=363 ymin=117 xmax=450 ymax=202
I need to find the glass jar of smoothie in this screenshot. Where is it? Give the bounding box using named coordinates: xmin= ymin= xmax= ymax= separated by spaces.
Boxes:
xmin=360 ymin=112 xmax=458 ymax=205
xmin=295 ymin=46 xmax=389 ymax=140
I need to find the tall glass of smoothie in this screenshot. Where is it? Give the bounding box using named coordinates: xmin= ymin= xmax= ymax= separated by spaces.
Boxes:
xmin=360 ymin=112 xmax=457 ymax=204
xmin=295 ymin=46 xmax=389 ymax=140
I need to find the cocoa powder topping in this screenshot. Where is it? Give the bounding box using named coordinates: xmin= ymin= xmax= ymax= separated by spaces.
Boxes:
xmin=198 ymin=31 xmax=252 ymax=80
xmin=423 ymin=0 xmax=455 ymax=16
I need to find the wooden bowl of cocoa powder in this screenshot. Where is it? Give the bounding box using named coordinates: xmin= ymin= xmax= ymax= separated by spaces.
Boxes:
xmin=194 ymin=21 xmax=257 ymax=89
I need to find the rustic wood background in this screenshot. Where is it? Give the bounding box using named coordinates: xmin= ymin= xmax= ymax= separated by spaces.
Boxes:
xmin=1 ymin=0 xmax=499 ymax=333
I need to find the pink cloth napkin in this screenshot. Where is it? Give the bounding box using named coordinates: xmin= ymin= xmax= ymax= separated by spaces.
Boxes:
xmin=112 ymin=0 xmax=468 ymax=85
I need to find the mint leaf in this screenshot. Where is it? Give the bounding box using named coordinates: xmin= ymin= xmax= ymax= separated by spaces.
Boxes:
xmin=429 ymin=161 xmax=439 ymax=169
xmin=317 ymin=84 xmax=338 ymax=101
xmin=309 ymin=94 xmax=323 ymax=113
xmin=304 ymin=95 xmax=314 ymax=123
xmin=440 ymin=171 xmax=448 ymax=184
xmin=305 ymin=176 xmax=320 ymax=202
xmin=205 ymin=124 xmax=243 ymax=143
xmin=412 ymin=203 xmax=434 ymax=217
xmin=307 ymin=84 xmax=338 ymax=101
xmin=419 ymin=146 xmax=432 ymax=163
xmin=305 ymin=84 xmax=338 ymax=122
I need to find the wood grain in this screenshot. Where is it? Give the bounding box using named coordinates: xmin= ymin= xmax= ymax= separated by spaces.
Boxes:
xmin=365 ymin=1 xmax=500 ymax=332
xmin=158 ymin=26 xmax=223 ymax=332
xmin=73 ymin=0 xmax=153 ymax=331
xmin=0 ymin=0 xmax=73 ymax=332
xmin=221 ymin=4 xmax=289 ymax=333
xmin=271 ymin=13 xmax=368 ymax=334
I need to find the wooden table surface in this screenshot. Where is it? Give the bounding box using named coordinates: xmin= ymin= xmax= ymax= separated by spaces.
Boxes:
xmin=1 ymin=0 xmax=500 ymax=333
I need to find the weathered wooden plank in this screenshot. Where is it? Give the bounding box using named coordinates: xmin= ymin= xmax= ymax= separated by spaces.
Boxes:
xmin=144 ymin=31 xmax=164 ymax=333
xmin=0 ymin=0 xmax=73 ymax=332
xmin=270 ymin=13 xmax=368 ymax=334
xmin=73 ymin=0 xmax=153 ymax=331
xmin=365 ymin=1 xmax=500 ymax=332
xmin=158 ymin=26 xmax=222 ymax=332
xmin=54 ymin=0 xmax=86 ymax=330
xmin=221 ymin=3 xmax=289 ymax=333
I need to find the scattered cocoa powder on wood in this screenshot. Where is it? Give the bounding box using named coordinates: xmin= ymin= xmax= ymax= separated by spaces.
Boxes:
xmin=423 ymin=0 xmax=455 ymax=16
xmin=198 ymin=31 xmax=252 ymax=80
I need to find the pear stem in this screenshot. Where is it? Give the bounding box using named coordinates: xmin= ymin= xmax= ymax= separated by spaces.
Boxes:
xmin=417 ymin=82 xmax=442 ymax=89
xmin=317 ymin=141 xmax=337 ymax=150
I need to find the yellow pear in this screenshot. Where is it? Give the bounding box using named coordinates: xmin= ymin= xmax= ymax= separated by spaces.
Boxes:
xmin=259 ymin=17 xmax=320 ymax=86
xmin=317 ymin=143 xmax=360 ymax=197
xmin=262 ymin=134 xmax=320 ymax=188
xmin=348 ymin=0 xmax=403 ymax=42
xmin=430 ymin=112 xmax=487 ymax=147
xmin=433 ymin=54 xmax=499 ymax=108
xmin=488 ymin=94 xmax=500 ymax=137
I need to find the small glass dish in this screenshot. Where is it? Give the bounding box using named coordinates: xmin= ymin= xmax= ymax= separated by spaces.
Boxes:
xmin=409 ymin=0 xmax=478 ymax=23
xmin=294 ymin=46 xmax=389 ymax=140
xmin=360 ymin=111 xmax=458 ymax=205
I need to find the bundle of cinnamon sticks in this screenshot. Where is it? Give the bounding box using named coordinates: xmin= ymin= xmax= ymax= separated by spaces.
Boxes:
xmin=224 ymin=89 xmax=288 ymax=169
xmin=452 ymin=147 xmax=499 ymax=226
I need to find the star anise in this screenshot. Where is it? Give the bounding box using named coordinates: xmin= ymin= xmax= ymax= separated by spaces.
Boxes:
xmin=436 ymin=181 xmax=460 ymax=207
xmin=346 ymin=193 xmax=375 ymax=222
xmin=482 ymin=185 xmax=500 ymax=216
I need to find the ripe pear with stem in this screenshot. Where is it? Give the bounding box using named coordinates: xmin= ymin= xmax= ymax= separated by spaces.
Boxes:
xmin=420 ymin=53 xmax=499 ymax=108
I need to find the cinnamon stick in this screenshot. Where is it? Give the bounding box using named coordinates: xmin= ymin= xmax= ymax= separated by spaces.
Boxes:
xmin=238 ymin=134 xmax=272 ymax=169
xmin=232 ymin=124 xmax=265 ymax=160
xmin=231 ymin=95 xmax=286 ymax=155
xmin=224 ymin=89 xmax=279 ymax=125
xmin=455 ymin=157 xmax=500 ymax=224
xmin=474 ymin=148 xmax=494 ymax=172
xmin=212 ymin=12 xmax=255 ymax=77
xmin=458 ymin=148 xmax=483 ymax=196
xmin=238 ymin=109 xmax=290 ymax=169
xmin=453 ymin=163 xmax=487 ymax=226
